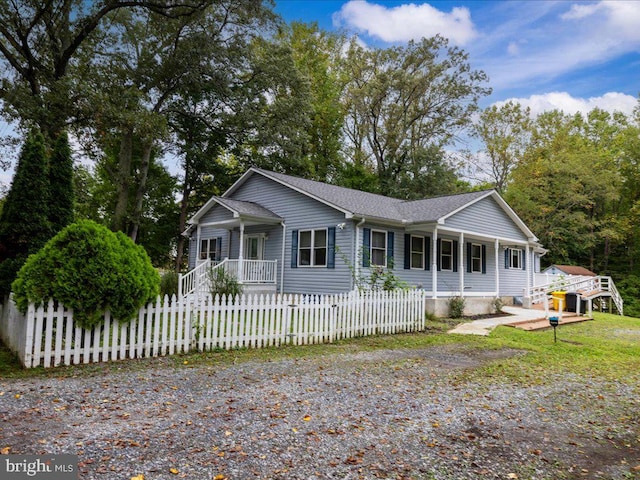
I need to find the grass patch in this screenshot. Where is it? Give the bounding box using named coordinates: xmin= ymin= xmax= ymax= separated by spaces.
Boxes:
xmin=473 ymin=312 xmax=640 ymax=384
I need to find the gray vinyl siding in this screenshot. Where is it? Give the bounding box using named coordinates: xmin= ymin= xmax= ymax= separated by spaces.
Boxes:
xmin=445 ymin=197 xmax=528 ymax=241
xmin=232 ymin=175 xmax=353 ymax=294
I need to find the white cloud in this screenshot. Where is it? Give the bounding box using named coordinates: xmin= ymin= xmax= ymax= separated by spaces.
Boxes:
xmin=560 ymin=3 xmax=602 ymax=20
xmin=333 ymin=1 xmax=478 ymax=46
xmin=477 ymin=1 xmax=640 ymax=92
xmin=494 ymin=92 xmax=637 ymax=117
xmin=506 ymin=41 xmax=519 ymax=55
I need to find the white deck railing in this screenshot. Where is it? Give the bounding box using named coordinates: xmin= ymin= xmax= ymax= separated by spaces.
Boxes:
xmin=529 ymin=275 xmax=623 ymax=315
xmin=179 ymin=259 xmax=277 ymax=299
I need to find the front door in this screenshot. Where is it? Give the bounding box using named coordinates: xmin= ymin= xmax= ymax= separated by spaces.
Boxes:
xmin=244 ymin=235 xmax=264 ymax=260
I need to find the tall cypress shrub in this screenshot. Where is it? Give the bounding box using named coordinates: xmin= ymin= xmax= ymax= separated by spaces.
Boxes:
xmin=48 ymin=131 xmax=75 ymax=233
xmin=0 ymin=130 xmax=50 ymax=297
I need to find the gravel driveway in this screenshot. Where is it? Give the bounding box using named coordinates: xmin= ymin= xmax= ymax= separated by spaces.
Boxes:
xmin=1 ymin=343 xmax=639 ymax=479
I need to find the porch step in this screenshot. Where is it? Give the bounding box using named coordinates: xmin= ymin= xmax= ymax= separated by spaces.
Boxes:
xmin=506 ymin=314 xmax=592 ymax=331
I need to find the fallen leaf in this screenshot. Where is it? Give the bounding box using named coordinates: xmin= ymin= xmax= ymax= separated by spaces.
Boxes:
xmin=14 ymin=394 xmax=21 ymax=399
xmin=1 ymin=447 xmax=10 ymax=454
xmin=169 ymin=468 xmax=179 ymax=474
xmin=303 ymin=415 xmax=311 ymax=422
xmin=214 ymin=476 xmax=226 ymax=480
xmin=507 ymin=474 xmax=518 ymax=479
xmin=130 ymin=475 xmax=145 ymax=480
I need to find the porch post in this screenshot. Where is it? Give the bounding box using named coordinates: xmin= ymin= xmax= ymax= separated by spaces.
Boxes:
xmin=238 ymin=222 xmax=245 ymax=283
xmin=525 ymin=245 xmax=531 ymax=302
xmin=196 ymin=224 xmax=202 ymax=263
xmin=280 ymin=222 xmax=286 ymax=294
xmin=494 ymin=239 xmax=500 ymax=298
xmin=458 ymin=232 xmax=464 ymax=296
xmin=431 ymin=228 xmax=438 ymax=299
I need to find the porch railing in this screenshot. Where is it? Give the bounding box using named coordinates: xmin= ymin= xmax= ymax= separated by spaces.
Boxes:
xmin=222 ymin=259 xmax=278 ymax=284
xmin=179 ymin=258 xmax=277 ymax=299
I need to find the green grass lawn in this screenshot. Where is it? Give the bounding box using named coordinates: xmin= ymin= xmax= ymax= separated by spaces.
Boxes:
xmin=1 ymin=312 xmax=639 ymax=385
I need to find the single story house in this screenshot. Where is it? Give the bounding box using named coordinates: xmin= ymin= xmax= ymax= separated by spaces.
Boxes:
xmin=184 ymin=167 xmax=546 ymax=315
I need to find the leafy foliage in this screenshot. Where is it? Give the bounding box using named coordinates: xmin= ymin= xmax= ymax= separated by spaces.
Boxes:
xmin=208 ymin=267 xmax=243 ymax=298
xmin=0 ymin=130 xmax=51 ymax=297
xmin=48 ymin=131 xmax=75 ymax=234
xmin=12 ymin=220 xmax=160 ymax=328
xmin=448 ymin=296 xmax=466 ymax=319
xmin=160 ymin=270 xmax=179 ymax=298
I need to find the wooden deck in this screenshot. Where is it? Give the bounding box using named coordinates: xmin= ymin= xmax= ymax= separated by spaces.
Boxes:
xmin=505 ymin=312 xmax=592 ymax=331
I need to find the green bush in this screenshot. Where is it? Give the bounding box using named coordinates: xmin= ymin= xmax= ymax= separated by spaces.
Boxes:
xmin=448 ymin=296 xmax=466 ymax=319
xmin=12 ymin=220 xmax=160 ymax=328
xmin=208 ymin=267 xmax=243 ymax=298
xmin=159 ymin=270 xmax=179 ymax=298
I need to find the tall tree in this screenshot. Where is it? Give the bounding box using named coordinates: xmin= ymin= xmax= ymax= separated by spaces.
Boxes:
xmin=48 ymin=131 xmax=75 ymax=233
xmin=470 ymin=101 xmax=532 ymax=193
xmin=0 ymin=0 xmax=207 ymax=141
xmin=342 ymin=36 xmax=491 ymax=197
xmin=0 ymin=130 xmax=50 ymax=296
xmin=505 ymin=109 xmax=623 ymax=271
xmin=280 ymin=22 xmax=347 ymax=182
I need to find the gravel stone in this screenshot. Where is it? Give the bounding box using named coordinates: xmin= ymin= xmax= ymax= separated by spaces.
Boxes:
xmin=1 ymin=343 xmax=638 ymax=479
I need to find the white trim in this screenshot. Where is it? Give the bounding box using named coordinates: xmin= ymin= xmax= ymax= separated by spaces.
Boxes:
xmin=369 ymin=229 xmax=388 ymax=267
xmin=431 ymin=228 xmax=438 ymax=299
xmin=470 ymin=242 xmax=483 ymax=273
xmin=458 ymin=233 xmax=465 ymax=295
xmin=439 ymin=238 xmax=454 ymax=272
xmin=297 ymin=228 xmax=329 ymax=268
xmin=409 ymin=234 xmax=425 ymax=270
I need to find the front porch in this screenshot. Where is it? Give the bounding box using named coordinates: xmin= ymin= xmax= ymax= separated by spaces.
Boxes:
xmin=179 ymin=258 xmax=278 ymax=298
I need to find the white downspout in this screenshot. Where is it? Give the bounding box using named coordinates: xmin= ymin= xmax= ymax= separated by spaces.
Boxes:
xmin=280 ymin=222 xmax=286 ymax=294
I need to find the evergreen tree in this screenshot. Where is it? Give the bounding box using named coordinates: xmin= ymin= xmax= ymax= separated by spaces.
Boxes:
xmin=0 ymin=130 xmax=51 ymax=297
xmin=49 ymin=131 xmax=75 ymax=234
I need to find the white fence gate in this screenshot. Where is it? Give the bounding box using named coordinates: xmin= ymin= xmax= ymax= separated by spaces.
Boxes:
xmin=0 ymin=290 xmax=426 ymax=369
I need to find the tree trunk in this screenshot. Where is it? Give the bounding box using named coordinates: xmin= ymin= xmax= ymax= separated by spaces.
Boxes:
xmin=128 ymin=141 xmax=153 ymax=242
xmin=175 ymin=157 xmax=193 ymax=273
xmin=112 ymin=130 xmax=133 ymax=232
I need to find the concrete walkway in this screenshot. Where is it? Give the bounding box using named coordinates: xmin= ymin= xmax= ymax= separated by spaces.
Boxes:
xmin=448 ymin=306 xmax=548 ymax=336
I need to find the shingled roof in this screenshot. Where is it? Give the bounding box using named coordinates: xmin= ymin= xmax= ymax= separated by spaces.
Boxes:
xmin=246 ymin=168 xmax=493 ymax=224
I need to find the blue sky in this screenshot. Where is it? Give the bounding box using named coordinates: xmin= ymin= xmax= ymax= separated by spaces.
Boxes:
xmin=274 ymin=0 xmax=639 ymax=116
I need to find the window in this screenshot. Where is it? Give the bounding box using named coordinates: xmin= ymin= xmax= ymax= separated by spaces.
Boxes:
xmin=471 ymin=243 xmax=482 ymax=273
xmin=440 ymin=239 xmax=453 ymax=271
xmin=298 ymin=229 xmax=327 ymax=267
xmin=410 ymin=235 xmax=424 ymax=269
xmin=371 ymin=230 xmax=387 ymax=266
xmin=510 ymin=248 xmax=522 ymax=269
xmin=200 ymin=238 xmax=219 ymax=261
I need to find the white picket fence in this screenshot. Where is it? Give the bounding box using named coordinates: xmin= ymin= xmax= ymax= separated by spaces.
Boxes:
xmin=0 ymin=290 xmax=427 ymax=369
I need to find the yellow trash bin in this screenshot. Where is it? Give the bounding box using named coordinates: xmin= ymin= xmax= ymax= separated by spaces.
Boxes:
xmin=552 ymin=291 xmax=566 ymax=311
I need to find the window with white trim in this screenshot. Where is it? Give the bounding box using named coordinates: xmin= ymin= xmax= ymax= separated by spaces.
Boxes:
xmin=410 ymin=235 xmax=424 ymax=269
xmin=510 ymin=248 xmax=522 ymax=269
xmin=440 ymin=239 xmax=453 ymax=271
xmin=370 ymin=230 xmax=387 ymax=266
xmin=200 ymin=238 xmax=218 ymax=260
xmin=298 ymin=229 xmax=327 ymax=267
xmin=471 ymin=243 xmax=483 ymax=273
